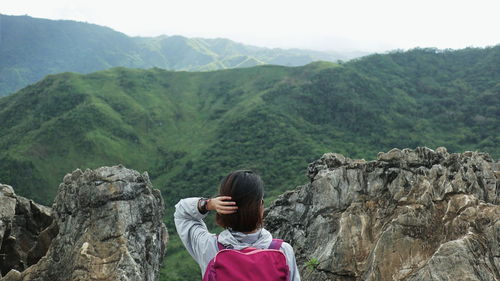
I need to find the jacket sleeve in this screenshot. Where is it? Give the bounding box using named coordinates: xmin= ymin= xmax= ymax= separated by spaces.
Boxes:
xmin=282 ymin=242 xmax=301 ymax=281
xmin=174 ymin=197 xmax=217 ymax=272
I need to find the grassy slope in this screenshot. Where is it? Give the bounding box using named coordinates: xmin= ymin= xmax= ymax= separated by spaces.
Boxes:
xmin=0 ymin=65 xmax=297 ymax=201
xmin=0 ymin=46 xmax=498 ymax=280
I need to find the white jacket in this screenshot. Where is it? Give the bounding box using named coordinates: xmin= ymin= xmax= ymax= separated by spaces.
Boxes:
xmin=174 ymin=197 xmax=301 ymax=280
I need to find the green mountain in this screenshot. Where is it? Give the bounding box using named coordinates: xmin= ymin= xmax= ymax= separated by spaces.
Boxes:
xmin=0 ymin=14 xmax=367 ymax=97
xmin=0 ymin=46 xmax=498 ymax=280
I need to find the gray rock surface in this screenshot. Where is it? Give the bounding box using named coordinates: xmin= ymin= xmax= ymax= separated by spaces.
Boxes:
xmin=265 ymin=147 xmax=499 ymax=281
xmin=1 ymin=165 xmax=168 ymax=281
xmin=0 ymin=184 xmax=52 ymax=277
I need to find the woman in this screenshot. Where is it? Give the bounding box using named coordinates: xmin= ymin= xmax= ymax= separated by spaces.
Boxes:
xmin=174 ymin=170 xmax=301 ymax=280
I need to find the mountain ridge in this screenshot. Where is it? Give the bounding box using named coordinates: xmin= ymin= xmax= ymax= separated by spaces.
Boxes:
xmin=1 ymin=45 xmax=498 ymax=204
xmin=0 ymin=14 xmax=369 ymax=96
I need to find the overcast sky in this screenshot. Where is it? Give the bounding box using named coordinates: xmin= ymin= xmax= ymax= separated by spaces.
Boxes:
xmin=2 ymin=0 xmax=499 ymax=52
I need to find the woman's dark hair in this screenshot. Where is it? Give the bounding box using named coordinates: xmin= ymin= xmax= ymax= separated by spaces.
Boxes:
xmin=216 ymin=170 xmax=264 ymax=232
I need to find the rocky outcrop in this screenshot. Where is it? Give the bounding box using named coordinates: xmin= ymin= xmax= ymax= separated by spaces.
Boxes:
xmin=0 ymin=165 xmax=168 ymax=281
xmin=265 ymin=147 xmax=499 ymax=281
xmin=0 ymin=184 xmax=52 ymax=277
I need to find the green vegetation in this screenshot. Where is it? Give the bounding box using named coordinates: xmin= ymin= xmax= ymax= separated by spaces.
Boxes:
xmin=160 ymin=235 xmax=200 ymax=281
xmin=0 ymin=46 xmax=498 ymax=280
xmin=0 ymin=14 xmax=366 ymax=96
xmin=305 ymin=258 xmax=320 ymax=271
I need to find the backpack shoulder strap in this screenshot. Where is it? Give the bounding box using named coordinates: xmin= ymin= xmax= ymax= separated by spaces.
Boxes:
xmin=268 ymin=238 xmax=283 ymax=250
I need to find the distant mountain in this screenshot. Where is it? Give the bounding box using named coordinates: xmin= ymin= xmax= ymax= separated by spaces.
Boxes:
xmin=0 ymin=46 xmax=498 ymax=280
xmin=0 ymin=14 xmax=369 ymax=96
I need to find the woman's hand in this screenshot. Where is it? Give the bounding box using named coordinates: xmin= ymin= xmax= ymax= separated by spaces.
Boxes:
xmin=207 ymin=196 xmax=238 ymax=214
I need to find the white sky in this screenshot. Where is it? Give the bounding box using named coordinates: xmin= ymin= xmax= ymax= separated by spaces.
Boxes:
xmin=2 ymin=0 xmax=499 ymax=52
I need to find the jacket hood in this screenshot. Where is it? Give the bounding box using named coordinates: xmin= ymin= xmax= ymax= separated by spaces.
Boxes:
xmin=217 ymin=228 xmax=273 ymax=250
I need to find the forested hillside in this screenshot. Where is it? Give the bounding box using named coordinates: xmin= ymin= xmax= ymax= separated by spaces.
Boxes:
xmin=0 ymin=46 xmax=498 ymax=280
xmin=0 ymin=14 xmax=364 ymax=96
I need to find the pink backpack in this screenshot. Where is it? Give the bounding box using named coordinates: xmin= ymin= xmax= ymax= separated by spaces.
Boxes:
xmin=203 ymin=238 xmax=290 ymax=281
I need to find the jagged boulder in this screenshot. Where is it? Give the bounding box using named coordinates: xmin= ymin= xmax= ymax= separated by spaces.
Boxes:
xmin=265 ymin=147 xmax=499 ymax=281
xmin=0 ymin=184 xmax=52 ymax=277
xmin=1 ymin=165 xmax=168 ymax=281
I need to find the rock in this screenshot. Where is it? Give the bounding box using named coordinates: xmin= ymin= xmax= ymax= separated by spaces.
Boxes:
xmin=26 ymin=221 xmax=58 ymax=267
xmin=0 ymin=184 xmax=52 ymax=276
xmin=1 ymin=269 xmax=21 ymax=281
xmin=1 ymin=165 xmax=168 ymax=281
xmin=265 ymin=147 xmax=499 ymax=281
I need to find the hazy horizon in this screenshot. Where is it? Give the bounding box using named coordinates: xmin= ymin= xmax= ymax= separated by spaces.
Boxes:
xmin=2 ymin=0 xmax=500 ymax=52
